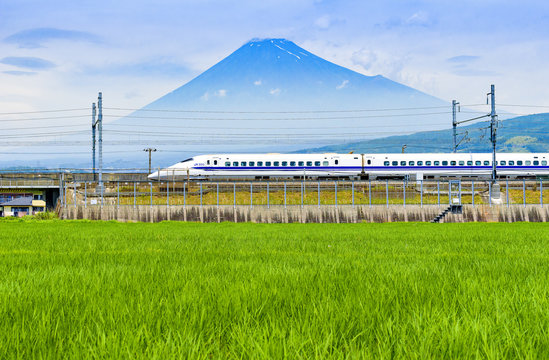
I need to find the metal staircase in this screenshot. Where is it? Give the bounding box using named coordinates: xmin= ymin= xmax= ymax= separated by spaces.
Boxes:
xmin=431 ymin=205 xmax=463 ymax=223
xmin=431 ymin=180 xmax=463 ymax=223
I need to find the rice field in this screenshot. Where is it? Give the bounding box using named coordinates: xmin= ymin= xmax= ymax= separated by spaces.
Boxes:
xmin=1 ymin=220 xmax=548 ymax=358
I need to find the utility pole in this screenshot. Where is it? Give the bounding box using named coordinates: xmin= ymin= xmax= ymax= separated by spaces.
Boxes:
xmin=143 ymin=148 xmax=157 ymax=173
xmin=452 ymin=100 xmax=460 ymax=153
xmin=488 ymin=84 xmax=497 ymax=182
xmin=97 ymin=92 xmax=103 ymax=194
xmin=91 ymin=103 xmax=96 ymax=180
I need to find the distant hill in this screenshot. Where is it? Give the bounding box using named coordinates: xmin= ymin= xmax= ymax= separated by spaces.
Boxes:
xmin=297 ymin=113 xmax=549 ymax=154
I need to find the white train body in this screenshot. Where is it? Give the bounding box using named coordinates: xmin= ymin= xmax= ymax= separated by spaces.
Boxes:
xmin=148 ymin=153 xmax=549 ymax=180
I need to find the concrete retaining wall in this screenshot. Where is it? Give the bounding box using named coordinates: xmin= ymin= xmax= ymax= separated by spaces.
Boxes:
xmin=59 ymin=204 xmax=549 ymax=223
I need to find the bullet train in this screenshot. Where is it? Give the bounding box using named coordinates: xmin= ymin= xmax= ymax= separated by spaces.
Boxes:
xmin=148 ymin=153 xmax=549 ymax=180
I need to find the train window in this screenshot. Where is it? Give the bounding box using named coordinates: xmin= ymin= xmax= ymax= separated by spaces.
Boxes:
xmin=315 ymin=161 xmax=321 ymax=166
xmin=517 ymin=160 xmax=523 ymax=165
xmin=298 ymin=161 xmax=304 ymax=166
xmin=459 ymin=161 xmax=464 ymax=166
xmin=384 ymin=161 xmax=390 ymax=166
xmin=367 ymin=159 xmax=372 ymax=165
xmin=409 ymin=161 xmax=415 ymax=166
xmin=508 ymin=161 xmax=515 ymax=165
xmin=450 ymin=161 xmax=456 ymax=166
xmin=207 ymin=160 xmax=210 ymax=165
xmin=241 ymin=162 xmax=246 ymax=166
xmin=265 ymin=161 xmax=271 ymax=166
xmin=434 ymin=161 xmax=440 ymax=166
xmin=417 ymin=161 xmax=423 ymax=166
xmin=290 ymin=161 xmax=296 ymax=166
xmin=534 ymin=160 xmax=539 ymax=166
xmin=225 ymin=162 xmax=230 ymax=166
xmin=543 ymin=161 xmax=547 ymax=166
xmin=214 ymin=160 xmax=218 ymax=165
xmin=233 ymin=162 xmax=238 ymax=166
xmin=484 ymin=161 xmax=489 ymax=166
xmin=306 ymin=161 xmax=313 ymax=166
xmin=426 ymin=161 xmax=431 ymax=166
xmin=442 ymin=161 xmax=448 ymax=166
xmin=323 ymin=161 xmax=329 ymax=166
xmin=249 ymin=161 xmax=255 ymax=166
xmin=257 ymin=161 xmax=263 ymax=166
xmin=525 ymin=160 xmax=531 ymax=166
xmin=335 ymin=160 xmax=339 ymax=165
xmin=392 ymin=161 xmax=398 ymax=166
xmin=282 ymin=161 xmax=287 ymax=166
xmin=467 ymin=161 xmax=473 ymax=166
xmin=274 ymin=161 xmax=280 ymax=166
xmin=475 ymin=161 xmax=481 ymax=166
xmin=500 ymin=161 xmax=506 ymax=166
xmin=400 ymin=161 xmax=406 ymax=166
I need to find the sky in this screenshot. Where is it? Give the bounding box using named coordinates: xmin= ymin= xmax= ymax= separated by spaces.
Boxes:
xmin=1 ymin=0 xmax=549 ymax=116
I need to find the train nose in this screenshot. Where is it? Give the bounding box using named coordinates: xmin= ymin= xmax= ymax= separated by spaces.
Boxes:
xmin=148 ymin=171 xmax=159 ymax=180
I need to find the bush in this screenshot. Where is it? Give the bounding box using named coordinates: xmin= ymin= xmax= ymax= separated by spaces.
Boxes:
xmin=33 ymin=211 xmax=58 ymax=220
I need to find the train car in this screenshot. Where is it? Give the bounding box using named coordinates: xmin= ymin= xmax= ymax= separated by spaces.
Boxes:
xmin=148 ymin=153 xmax=549 ymax=181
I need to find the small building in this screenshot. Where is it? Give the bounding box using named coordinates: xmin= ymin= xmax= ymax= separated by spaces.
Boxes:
xmin=0 ymin=195 xmax=46 ymax=217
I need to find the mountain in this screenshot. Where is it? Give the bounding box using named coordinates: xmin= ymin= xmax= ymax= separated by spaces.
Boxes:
xmin=1 ymin=38 xmax=483 ymax=168
xmin=297 ymin=113 xmax=549 ymax=154
xmin=140 ymin=38 xmax=444 ymax=111
xmin=104 ymin=38 xmax=454 ymax=166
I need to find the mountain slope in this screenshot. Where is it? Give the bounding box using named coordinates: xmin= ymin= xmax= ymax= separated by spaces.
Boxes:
xmin=298 ymin=113 xmax=549 ymax=154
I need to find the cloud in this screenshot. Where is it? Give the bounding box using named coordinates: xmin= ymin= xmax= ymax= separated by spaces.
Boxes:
xmin=85 ymin=59 xmax=192 ymax=78
xmin=447 ymin=55 xmax=480 ymax=63
xmin=254 ymin=80 xmax=262 ymax=86
xmin=452 ymin=68 xmax=499 ymax=77
xmin=200 ymin=89 xmax=227 ymax=101
xmin=2 ymin=70 xmax=37 ymax=76
xmin=314 ymin=14 xmax=345 ymax=30
xmin=351 ymin=49 xmax=378 ymax=70
xmin=378 ymin=11 xmax=435 ymax=29
xmin=4 ymin=28 xmax=101 ymax=48
xmin=0 ymin=57 xmax=56 ymax=70
xmin=270 ymin=88 xmax=281 ymax=95
xmin=215 ymin=89 xmax=227 ymax=97
xmin=315 ymin=15 xmax=332 ymax=29
xmin=405 ymin=11 xmax=432 ymax=27
xmin=336 ymin=80 xmax=349 ymax=89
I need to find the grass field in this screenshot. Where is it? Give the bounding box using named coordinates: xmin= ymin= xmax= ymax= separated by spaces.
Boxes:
xmin=1 ymin=221 xmax=548 ymax=358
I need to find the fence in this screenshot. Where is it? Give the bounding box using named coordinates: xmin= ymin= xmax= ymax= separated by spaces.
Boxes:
xmin=60 ymin=179 xmax=549 ymax=208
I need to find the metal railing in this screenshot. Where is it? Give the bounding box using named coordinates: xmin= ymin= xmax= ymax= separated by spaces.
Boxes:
xmin=60 ymin=179 xmax=549 ymax=208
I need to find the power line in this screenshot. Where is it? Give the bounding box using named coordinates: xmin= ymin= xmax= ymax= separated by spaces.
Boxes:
xmin=0 ymin=108 xmax=89 ymax=116
xmin=105 ymin=111 xmax=457 ymax=121
xmin=104 ymin=104 xmax=490 ymax=114
xmin=0 ymin=115 xmax=89 ymax=123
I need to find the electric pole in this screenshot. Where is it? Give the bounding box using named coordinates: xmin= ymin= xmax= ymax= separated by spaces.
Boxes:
xmin=143 ymin=148 xmax=157 ymax=173
xmin=452 ymin=100 xmax=460 ymax=153
xmin=488 ymin=84 xmax=497 ymax=182
xmin=97 ymin=92 xmax=103 ymax=194
xmin=92 ymin=103 xmax=96 ymax=180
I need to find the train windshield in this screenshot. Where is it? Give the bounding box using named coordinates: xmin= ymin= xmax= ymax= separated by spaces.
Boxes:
xmin=180 ymin=158 xmax=194 ymax=163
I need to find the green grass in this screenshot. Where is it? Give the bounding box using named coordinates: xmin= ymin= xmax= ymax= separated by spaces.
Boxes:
xmin=1 ymin=221 xmax=548 ymax=358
